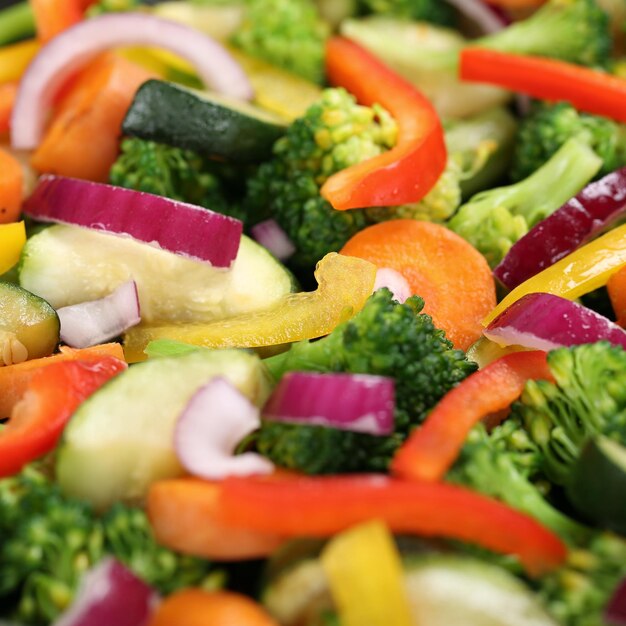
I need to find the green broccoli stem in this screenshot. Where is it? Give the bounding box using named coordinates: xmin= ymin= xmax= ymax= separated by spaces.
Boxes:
xmin=0 ymin=2 xmax=35 ymax=46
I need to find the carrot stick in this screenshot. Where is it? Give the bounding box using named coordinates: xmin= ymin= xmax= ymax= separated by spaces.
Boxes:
xmin=0 ymin=343 xmax=124 ymax=418
xmin=31 ymin=0 xmax=82 ymax=43
xmin=608 ymin=265 xmax=626 ymax=328
xmin=147 ymin=479 xmax=284 ymax=561
xmin=31 ymin=53 xmax=156 ymax=182
xmin=147 ymin=589 xmax=280 ymax=626
xmin=0 ymin=146 xmax=23 ymax=224
xmin=340 ymin=220 xmax=496 ymax=350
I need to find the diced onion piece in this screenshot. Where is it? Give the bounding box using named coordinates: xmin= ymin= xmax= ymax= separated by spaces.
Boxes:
xmin=174 ymin=377 xmax=274 ymax=480
xmin=263 ymin=371 xmax=395 ymax=436
xmin=53 ymin=558 xmax=158 ymax=626
xmin=11 ymin=13 xmax=253 ymax=150
xmin=58 ymin=280 xmax=141 ymax=349
xmin=445 ymin=0 xmax=508 ymax=33
xmin=23 ymin=175 xmax=243 ymax=267
xmin=484 ymin=292 xmax=626 ymax=351
xmin=250 ymin=219 xmax=296 ymax=261
xmin=606 ymin=579 xmax=626 ymax=626
xmin=374 ymin=268 xmax=411 ymax=304
xmin=495 ymin=167 xmax=626 ymax=290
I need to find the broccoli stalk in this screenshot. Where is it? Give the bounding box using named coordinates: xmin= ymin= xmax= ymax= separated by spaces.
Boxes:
xmin=0 ymin=2 xmax=35 ymax=46
xmin=511 ymin=100 xmax=626 ymax=181
xmin=258 ymin=290 xmax=477 ymax=473
xmin=447 ymin=137 xmax=602 ymax=267
xmin=0 ymin=466 xmax=218 ymax=625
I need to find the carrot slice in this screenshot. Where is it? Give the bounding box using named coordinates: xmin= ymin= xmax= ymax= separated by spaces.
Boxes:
xmin=147 ymin=479 xmax=284 ymax=561
xmin=0 ymin=146 xmax=24 ymax=224
xmin=31 ymin=53 xmax=156 ymax=182
xmin=147 ymin=589 xmax=279 ymax=626
xmin=608 ymin=265 xmax=626 ymax=328
xmin=0 ymin=343 xmax=124 ymax=418
xmin=340 ymin=220 xmax=496 ymax=350
xmin=0 ymin=83 xmax=17 ymax=136
xmin=31 ymin=0 xmax=82 ymax=43
xmin=392 ymin=351 xmax=553 ymax=482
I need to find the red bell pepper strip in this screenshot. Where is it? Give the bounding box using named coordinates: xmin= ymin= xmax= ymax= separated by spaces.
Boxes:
xmin=320 ymin=37 xmax=447 ymax=211
xmin=218 ymin=473 xmax=567 ymax=577
xmin=460 ymin=48 xmax=626 ymax=124
xmin=392 ymin=350 xmax=553 ymax=483
xmin=0 ymin=355 xmax=126 ymax=477
xmin=0 ymin=82 xmax=17 ymax=135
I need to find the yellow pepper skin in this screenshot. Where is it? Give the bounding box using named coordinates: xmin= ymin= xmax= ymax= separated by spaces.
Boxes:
xmin=0 ymin=221 xmax=26 ymax=275
xmin=321 ymin=520 xmax=413 ymax=626
xmin=124 ymin=253 xmax=377 ymax=362
xmin=484 ymin=223 xmax=626 ymax=325
xmin=0 ymin=40 xmax=39 ymax=84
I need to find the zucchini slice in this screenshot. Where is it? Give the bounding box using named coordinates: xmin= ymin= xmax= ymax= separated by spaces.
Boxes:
xmin=567 ymin=436 xmax=626 ymax=535
xmin=122 ymin=79 xmax=287 ymax=162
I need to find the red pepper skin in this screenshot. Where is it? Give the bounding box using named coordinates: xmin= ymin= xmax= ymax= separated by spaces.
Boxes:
xmin=218 ymin=473 xmax=567 ymax=577
xmin=0 ymin=356 xmax=126 ymax=477
xmin=460 ymin=48 xmax=626 ymax=124
xmin=321 ymin=37 xmax=447 ymax=211
xmin=392 ymin=351 xmax=553 ymax=483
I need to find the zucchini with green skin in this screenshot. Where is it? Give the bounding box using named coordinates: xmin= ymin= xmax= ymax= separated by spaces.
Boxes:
xmin=122 ymin=79 xmax=287 ymax=162
xmin=19 ymin=224 xmax=295 ymax=324
xmin=567 ymin=436 xmax=626 ymax=535
xmin=0 ymin=282 xmax=59 ymax=365
xmin=56 ymin=349 xmax=272 ymax=510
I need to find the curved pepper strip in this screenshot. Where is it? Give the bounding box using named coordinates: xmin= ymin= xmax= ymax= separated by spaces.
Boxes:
xmin=0 ymin=221 xmax=25 ymax=274
xmin=392 ymin=351 xmax=553 ymax=483
xmin=484 ymin=222 xmax=626 ymax=324
xmin=218 ymin=474 xmax=567 ymax=577
xmin=460 ymin=48 xmax=626 ymax=124
xmin=320 ymin=37 xmax=447 ymax=211
xmin=123 ymin=253 xmax=377 ymax=362
xmin=0 ymin=355 xmax=126 ymax=477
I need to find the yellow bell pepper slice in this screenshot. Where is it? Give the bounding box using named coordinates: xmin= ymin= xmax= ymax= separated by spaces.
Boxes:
xmin=484 ymin=222 xmax=626 ymax=325
xmin=321 ymin=520 xmax=413 ymax=626
xmin=0 ymin=221 xmax=26 ymax=275
xmin=0 ymin=40 xmax=40 ymax=85
xmin=124 ymin=253 xmax=376 ymax=362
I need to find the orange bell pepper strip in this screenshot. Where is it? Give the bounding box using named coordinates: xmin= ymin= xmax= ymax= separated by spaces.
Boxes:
xmin=0 ymin=355 xmax=126 ymax=477
xmin=31 ymin=53 xmax=156 ymax=182
xmin=460 ymin=48 xmax=626 ymax=124
xmin=218 ymin=474 xmax=567 ymax=577
xmin=31 ymin=0 xmax=83 ymax=43
xmin=0 ymin=342 xmax=125 ymax=418
xmin=0 ymin=82 xmax=17 ymax=135
xmin=320 ymin=37 xmax=447 ymax=211
xmin=391 ymin=351 xmax=553 ymax=483
xmin=0 ymin=146 xmax=24 ymax=224
xmin=608 ymin=265 xmax=626 ymax=328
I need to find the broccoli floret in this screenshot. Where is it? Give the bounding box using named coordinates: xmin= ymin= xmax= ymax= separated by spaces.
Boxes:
xmin=514 ymin=342 xmax=626 ymax=487
xmin=110 ymin=138 xmax=249 ymax=224
xmin=449 ymin=417 xmax=592 ymax=546
xmin=230 ymin=0 xmax=330 ymax=83
xmin=476 ymin=0 xmax=612 ymax=68
xmin=511 ymin=101 xmax=626 ymax=181
xmin=0 ymin=466 xmax=217 ymax=625
xmin=244 ymin=88 xmax=396 ymax=268
xmin=259 ymin=290 xmax=477 ymax=473
xmin=358 ymin=0 xmax=456 ymax=26
xmin=536 ymin=533 xmax=626 ymax=626
xmin=365 ymin=107 xmax=518 ymax=223
xmin=447 ymin=137 xmax=602 ymax=267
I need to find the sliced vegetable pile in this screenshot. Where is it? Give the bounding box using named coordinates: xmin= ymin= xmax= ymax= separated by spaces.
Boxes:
xmin=1 ymin=0 xmax=626 ymax=624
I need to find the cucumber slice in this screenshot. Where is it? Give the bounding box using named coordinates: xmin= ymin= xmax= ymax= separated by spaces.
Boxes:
xmin=262 ymin=553 xmax=557 ymax=626
xmin=122 ymin=79 xmax=287 ymax=162
xmin=56 ymin=349 xmax=272 ymax=510
xmin=0 ymin=282 xmax=59 ymax=364
xmin=567 ymin=436 xmax=626 ymax=535
xmin=19 ymin=225 xmax=294 ymax=324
